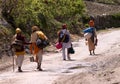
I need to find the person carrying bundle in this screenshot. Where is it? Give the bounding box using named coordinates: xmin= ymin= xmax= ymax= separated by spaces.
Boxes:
xmin=83 ymin=20 xmax=98 ymax=55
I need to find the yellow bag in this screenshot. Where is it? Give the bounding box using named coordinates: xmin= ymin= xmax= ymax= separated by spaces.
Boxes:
xmin=36 ymin=31 xmax=46 ymax=40
xmin=36 ymin=31 xmax=49 ymax=48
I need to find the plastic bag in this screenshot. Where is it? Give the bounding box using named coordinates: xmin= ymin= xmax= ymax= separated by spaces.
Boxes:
xmin=55 ymin=42 xmax=62 ymax=49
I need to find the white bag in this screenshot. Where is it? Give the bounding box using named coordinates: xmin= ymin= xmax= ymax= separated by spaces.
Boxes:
xmin=84 ymin=33 xmax=92 ymax=39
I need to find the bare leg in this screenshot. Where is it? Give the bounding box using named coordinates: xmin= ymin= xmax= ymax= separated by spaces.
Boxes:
xmin=89 ymin=50 xmax=92 ymax=55
xmin=93 ymin=50 xmax=95 ymax=55
xmin=37 ymin=63 xmax=42 ymax=71
xmin=36 ymin=50 xmax=43 ymax=71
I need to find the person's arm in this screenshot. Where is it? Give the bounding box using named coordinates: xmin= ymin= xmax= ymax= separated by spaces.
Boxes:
xmin=29 ymin=34 xmax=33 ymax=54
xmin=94 ymin=28 xmax=98 ymax=46
xmin=22 ymin=35 xmax=31 ymax=45
xmin=94 ymin=28 xmax=97 ymax=39
xmin=67 ymin=30 xmax=72 ymax=43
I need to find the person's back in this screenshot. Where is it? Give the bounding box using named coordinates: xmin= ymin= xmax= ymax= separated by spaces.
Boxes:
xmin=30 ymin=26 xmax=47 ymax=71
xmin=59 ymin=24 xmax=72 ymax=60
xmin=12 ymin=28 xmax=25 ymax=72
xmin=30 ymin=31 xmax=38 ymax=43
xmin=15 ymin=34 xmax=25 ymax=52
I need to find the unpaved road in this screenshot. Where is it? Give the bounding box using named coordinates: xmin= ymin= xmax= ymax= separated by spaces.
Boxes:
xmin=0 ymin=28 xmax=120 ymax=84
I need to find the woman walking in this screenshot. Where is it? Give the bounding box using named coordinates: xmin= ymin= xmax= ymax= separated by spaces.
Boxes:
xmin=58 ymin=24 xmax=72 ymax=60
xmin=85 ymin=20 xmax=98 ymax=55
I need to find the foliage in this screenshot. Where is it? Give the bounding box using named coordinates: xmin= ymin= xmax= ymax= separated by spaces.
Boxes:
xmin=0 ymin=25 xmax=12 ymax=38
xmin=112 ymin=13 xmax=120 ymax=19
xmin=84 ymin=24 xmax=89 ymax=28
xmin=0 ymin=0 xmax=85 ymax=39
xmin=111 ymin=13 xmax=120 ymax=27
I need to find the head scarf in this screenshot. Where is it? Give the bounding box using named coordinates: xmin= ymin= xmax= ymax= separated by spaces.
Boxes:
xmin=16 ymin=28 xmax=21 ymax=34
xmin=32 ymin=26 xmax=39 ymax=31
xmin=62 ymin=24 xmax=67 ymax=29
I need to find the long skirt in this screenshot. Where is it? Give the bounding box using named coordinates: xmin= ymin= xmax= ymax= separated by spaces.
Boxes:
xmin=87 ymin=38 xmax=95 ymax=51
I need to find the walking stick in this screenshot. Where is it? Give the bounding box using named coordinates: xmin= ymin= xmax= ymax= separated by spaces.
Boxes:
xmin=13 ymin=55 xmax=14 ymax=72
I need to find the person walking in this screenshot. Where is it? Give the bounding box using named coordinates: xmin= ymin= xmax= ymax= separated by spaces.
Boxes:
xmin=30 ymin=26 xmax=47 ymax=71
xmin=58 ymin=24 xmax=72 ymax=60
xmin=85 ymin=20 xmax=98 ymax=55
xmin=12 ymin=28 xmax=29 ymax=72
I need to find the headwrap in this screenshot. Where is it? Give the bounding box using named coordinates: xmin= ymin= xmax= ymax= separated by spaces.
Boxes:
xmin=62 ymin=24 xmax=67 ymax=29
xmin=16 ymin=28 xmax=21 ymax=34
xmin=32 ymin=26 xmax=39 ymax=31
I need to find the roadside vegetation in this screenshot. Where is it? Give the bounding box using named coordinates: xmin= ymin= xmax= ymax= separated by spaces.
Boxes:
xmin=0 ymin=0 xmax=85 ymax=40
xmin=0 ymin=0 xmax=120 ymax=41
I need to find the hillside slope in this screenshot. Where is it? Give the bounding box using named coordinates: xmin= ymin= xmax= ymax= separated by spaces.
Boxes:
xmin=85 ymin=1 xmax=120 ymax=16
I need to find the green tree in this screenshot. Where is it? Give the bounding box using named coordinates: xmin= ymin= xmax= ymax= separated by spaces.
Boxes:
xmin=1 ymin=0 xmax=85 ymax=38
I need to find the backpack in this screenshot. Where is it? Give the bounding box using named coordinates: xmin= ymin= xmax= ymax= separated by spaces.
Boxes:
xmin=36 ymin=31 xmax=49 ymax=49
xmin=36 ymin=38 xmax=49 ymax=49
xmin=59 ymin=31 xmax=69 ymax=43
xmin=11 ymin=39 xmax=23 ymax=50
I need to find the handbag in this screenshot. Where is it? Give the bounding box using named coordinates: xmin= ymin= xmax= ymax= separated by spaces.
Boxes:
xmin=55 ymin=42 xmax=62 ymax=49
xmin=68 ymin=44 xmax=75 ymax=54
xmin=56 ymin=30 xmax=70 ymax=49
xmin=29 ymin=56 xmax=35 ymax=62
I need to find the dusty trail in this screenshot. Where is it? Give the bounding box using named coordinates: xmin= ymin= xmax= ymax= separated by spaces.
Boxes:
xmin=0 ymin=28 xmax=120 ymax=84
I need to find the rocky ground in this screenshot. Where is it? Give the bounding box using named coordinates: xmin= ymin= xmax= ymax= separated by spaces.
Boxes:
xmin=0 ymin=28 xmax=120 ymax=84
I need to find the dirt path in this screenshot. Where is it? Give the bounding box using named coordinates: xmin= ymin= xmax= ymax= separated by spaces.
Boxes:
xmin=0 ymin=28 xmax=120 ymax=84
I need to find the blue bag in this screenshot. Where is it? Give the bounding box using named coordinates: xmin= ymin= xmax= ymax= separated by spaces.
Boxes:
xmin=83 ymin=27 xmax=94 ymax=33
xmin=36 ymin=38 xmax=49 ymax=49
